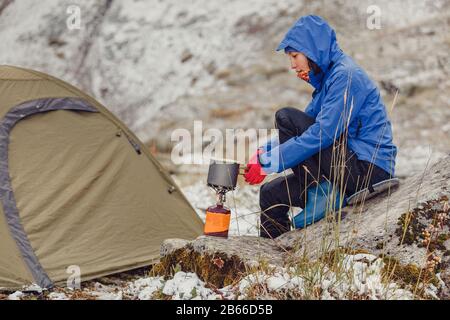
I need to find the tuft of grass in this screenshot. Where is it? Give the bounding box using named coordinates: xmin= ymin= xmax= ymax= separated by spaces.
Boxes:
xmin=152 ymin=245 xmax=246 ymax=288
xmin=381 ymin=256 xmax=439 ymax=294
xmin=151 ymin=287 xmax=171 ymax=300
xmin=396 ymin=210 xmax=425 ymax=245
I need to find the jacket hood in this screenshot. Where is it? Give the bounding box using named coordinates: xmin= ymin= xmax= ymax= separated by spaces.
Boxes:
xmin=277 ymin=15 xmax=343 ymax=74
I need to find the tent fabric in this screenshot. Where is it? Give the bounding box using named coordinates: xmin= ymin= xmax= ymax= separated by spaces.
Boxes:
xmin=0 ymin=210 xmax=34 ymax=288
xmin=0 ymin=65 xmax=204 ymax=290
xmin=0 ymin=98 xmax=99 ymax=288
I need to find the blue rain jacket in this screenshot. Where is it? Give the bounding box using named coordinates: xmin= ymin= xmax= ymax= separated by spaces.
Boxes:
xmin=259 ymin=15 xmax=397 ymax=177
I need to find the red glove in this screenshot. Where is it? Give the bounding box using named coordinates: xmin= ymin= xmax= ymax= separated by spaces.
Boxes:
xmin=244 ymin=150 xmax=267 ymax=185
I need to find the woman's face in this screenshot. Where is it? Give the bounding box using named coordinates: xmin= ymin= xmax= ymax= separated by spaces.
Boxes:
xmin=288 ymin=51 xmax=310 ymax=82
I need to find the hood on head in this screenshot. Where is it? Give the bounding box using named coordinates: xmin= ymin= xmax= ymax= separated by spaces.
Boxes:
xmin=277 ymin=15 xmax=343 ymax=74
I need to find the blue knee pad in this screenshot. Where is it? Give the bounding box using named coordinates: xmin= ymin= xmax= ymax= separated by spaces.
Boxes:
xmin=293 ymin=180 xmax=347 ymax=229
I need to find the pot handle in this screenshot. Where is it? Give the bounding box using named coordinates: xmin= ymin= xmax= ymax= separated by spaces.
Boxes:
xmin=238 ymin=166 xmax=247 ymax=176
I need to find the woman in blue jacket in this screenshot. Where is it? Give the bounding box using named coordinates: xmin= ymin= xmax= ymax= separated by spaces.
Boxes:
xmin=244 ymin=15 xmax=397 ymax=238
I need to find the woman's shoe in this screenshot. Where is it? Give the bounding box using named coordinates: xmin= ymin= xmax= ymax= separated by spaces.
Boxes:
xmin=293 ymin=180 xmax=347 ymax=229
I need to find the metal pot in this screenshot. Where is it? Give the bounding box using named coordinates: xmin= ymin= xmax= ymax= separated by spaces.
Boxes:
xmin=207 ymin=159 xmax=241 ymax=190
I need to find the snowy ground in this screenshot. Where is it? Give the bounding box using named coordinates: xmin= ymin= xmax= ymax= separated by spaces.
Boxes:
xmin=6 ymin=253 xmax=438 ymax=300
xmin=3 ymin=168 xmax=446 ymax=301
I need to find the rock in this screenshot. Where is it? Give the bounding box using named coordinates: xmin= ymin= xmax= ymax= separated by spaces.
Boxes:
xmin=160 ymin=239 xmax=190 ymax=257
xmin=159 ymin=155 xmax=450 ymax=295
xmin=439 ymin=272 xmax=450 ymax=299
xmin=1 ymin=0 xmax=449 ymax=155
xmin=190 ymin=236 xmax=285 ymax=266
xmin=155 ymin=235 xmax=286 ymax=287
xmin=7 ymin=291 xmax=24 ymax=300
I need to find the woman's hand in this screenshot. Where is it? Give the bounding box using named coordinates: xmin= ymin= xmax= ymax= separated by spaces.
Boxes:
xmin=244 ymin=150 xmax=267 ymax=185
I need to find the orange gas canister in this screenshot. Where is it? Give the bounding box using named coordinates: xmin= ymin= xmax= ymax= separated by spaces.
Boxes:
xmin=204 ymin=159 xmax=241 ymax=238
xmin=204 ymin=203 xmax=231 ymax=238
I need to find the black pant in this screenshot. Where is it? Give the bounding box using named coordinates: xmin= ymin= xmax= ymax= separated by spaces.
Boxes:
xmin=259 ymin=107 xmax=391 ymax=239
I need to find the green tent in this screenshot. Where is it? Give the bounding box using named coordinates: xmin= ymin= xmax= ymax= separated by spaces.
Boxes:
xmin=0 ymin=65 xmax=203 ymax=290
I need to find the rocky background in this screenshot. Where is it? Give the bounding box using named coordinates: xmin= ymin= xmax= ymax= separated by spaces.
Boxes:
xmin=1 ymin=0 xmax=450 ymax=300
xmin=0 ymin=0 xmax=449 ymax=177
